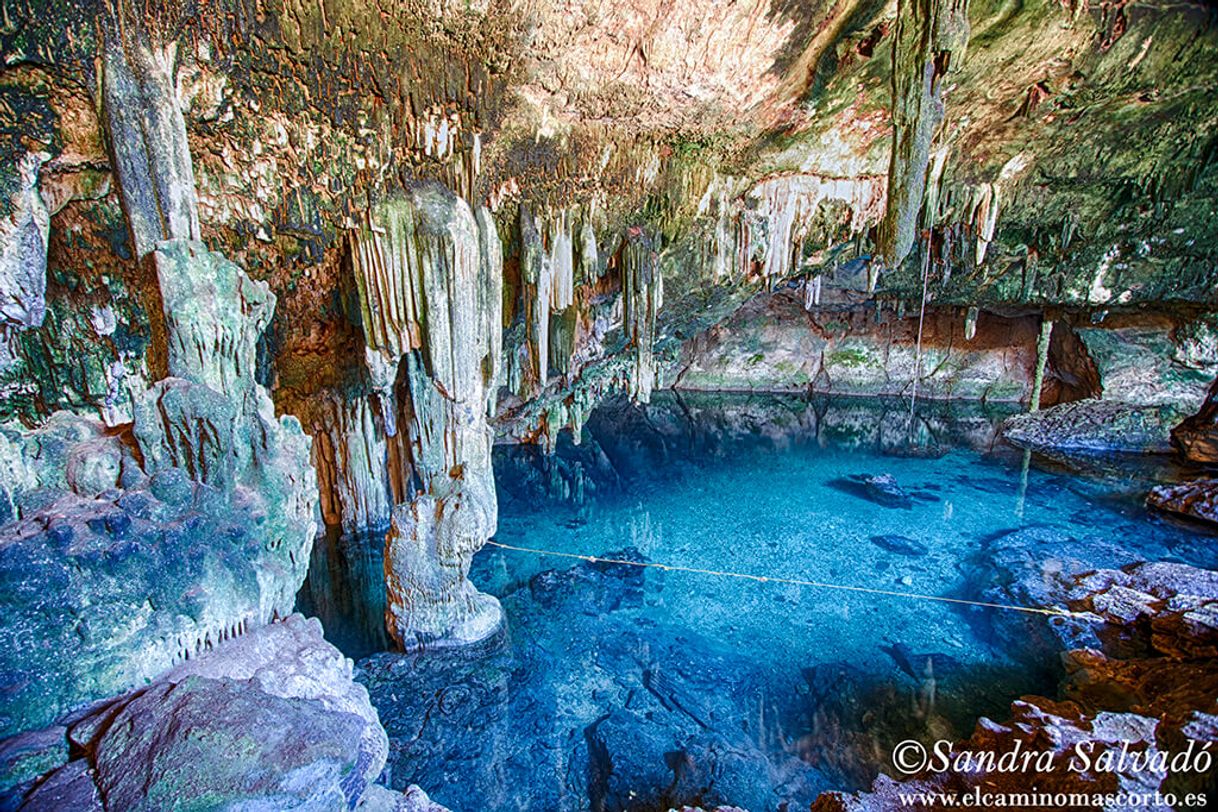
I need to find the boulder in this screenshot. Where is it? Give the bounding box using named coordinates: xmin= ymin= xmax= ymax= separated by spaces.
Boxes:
xmin=1172 ymin=377 xmax=1218 ymax=465
xmin=93 ymin=675 xmax=365 ymax=811
xmin=7 ymin=615 xmax=396 ymax=812
xmin=0 ymin=725 xmax=68 ymax=797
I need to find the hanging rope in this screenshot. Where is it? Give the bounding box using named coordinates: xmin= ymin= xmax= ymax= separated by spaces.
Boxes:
xmin=485 ymin=540 xmax=1082 ymax=619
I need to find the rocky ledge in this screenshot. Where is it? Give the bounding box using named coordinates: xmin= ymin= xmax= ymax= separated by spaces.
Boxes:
xmin=1147 ymin=480 xmax=1218 ymax=527
xmin=0 ymin=614 xmax=446 ymax=812
xmin=813 ymin=556 xmax=1218 ymax=809
xmin=999 ymin=399 xmax=1177 ymax=455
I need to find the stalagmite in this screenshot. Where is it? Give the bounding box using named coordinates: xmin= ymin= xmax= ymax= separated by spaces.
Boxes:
xmin=101 ymin=10 xmax=317 ymax=580
xmin=1029 ymin=317 xmax=1054 ymax=412
xmin=350 ymin=183 xmax=504 ymax=650
xmin=876 ymin=0 xmax=970 ymax=269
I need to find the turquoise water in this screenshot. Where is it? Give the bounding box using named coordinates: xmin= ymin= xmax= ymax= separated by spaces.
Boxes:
xmin=299 ymin=393 xmax=1217 ymax=811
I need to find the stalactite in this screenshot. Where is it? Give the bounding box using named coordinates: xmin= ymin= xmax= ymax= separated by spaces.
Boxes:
xmin=476 ymin=207 xmax=504 ymax=417
xmin=577 ymin=219 xmax=600 ymax=282
xmin=622 ymin=231 xmax=663 ymax=403
xmin=311 ymin=392 xmax=392 ymax=532
xmin=549 ymin=307 xmax=579 ymax=378
xmin=547 ymin=211 xmax=575 ymax=312
xmin=1030 ymin=317 xmax=1054 ymax=412
xmin=964 ymin=305 xmax=979 ymax=341
xmin=750 ymin=175 xmax=887 ymax=281
xmin=972 ymin=183 xmax=999 ymax=265
xmin=100 ymin=8 xmax=200 ymax=261
xmin=520 ymin=205 xmax=550 ymax=392
xmin=876 ymin=0 xmax=970 ymax=269
xmin=804 ymin=275 xmax=823 ymax=310
xmin=0 ymin=151 xmax=49 ymax=343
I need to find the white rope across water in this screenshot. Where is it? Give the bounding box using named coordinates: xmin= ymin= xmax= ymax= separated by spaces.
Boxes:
xmin=484 ymin=540 xmax=1083 ymax=619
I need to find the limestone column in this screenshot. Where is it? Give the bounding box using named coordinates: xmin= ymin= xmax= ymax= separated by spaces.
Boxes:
xmin=349 ymin=182 xmax=504 ymax=650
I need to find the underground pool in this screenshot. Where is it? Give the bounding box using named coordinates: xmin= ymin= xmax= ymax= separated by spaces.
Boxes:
xmin=297 ymin=392 xmax=1217 ymax=812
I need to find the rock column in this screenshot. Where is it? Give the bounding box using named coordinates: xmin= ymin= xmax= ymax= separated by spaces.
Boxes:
xmin=350 ymin=183 xmax=504 ymax=650
xmin=100 ymin=10 xmax=200 ymax=261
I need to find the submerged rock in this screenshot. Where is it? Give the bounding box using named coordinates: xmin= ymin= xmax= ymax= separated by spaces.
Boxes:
xmin=357 ymin=784 xmax=451 ymax=812
xmin=1000 ymin=398 xmax=1175 ymax=454
xmin=869 ymin=534 xmax=927 ymax=556
xmin=814 ymin=559 xmax=1218 ymax=811
xmin=361 ymin=552 xmax=825 ymax=811
xmin=1147 ymin=479 xmax=1218 ymax=527
xmin=862 ymin=474 xmax=914 ymax=509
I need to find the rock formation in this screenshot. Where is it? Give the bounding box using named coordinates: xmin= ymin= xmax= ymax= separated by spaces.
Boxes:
xmin=814 ymin=561 xmax=1218 ymax=811
xmin=999 ymin=398 xmax=1178 ymax=455
xmin=1172 ymin=377 xmax=1218 ymax=465
xmin=0 ymin=0 xmax=317 ymax=743
xmin=99 ymin=11 xmax=200 ymax=261
xmin=1147 ymin=480 xmax=1218 ymax=527
xmin=0 ymin=615 xmax=442 ymax=812
xmin=349 ymin=184 xmax=504 ymax=650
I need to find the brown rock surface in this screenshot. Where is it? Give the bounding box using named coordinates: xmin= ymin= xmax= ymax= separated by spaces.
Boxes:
xmin=1147 ymin=479 xmax=1218 ymax=527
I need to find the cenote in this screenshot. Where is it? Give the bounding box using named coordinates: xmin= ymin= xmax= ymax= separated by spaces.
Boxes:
xmin=5 ymin=1 xmax=1218 ymax=809
xmin=299 ymin=393 xmax=1218 ymax=811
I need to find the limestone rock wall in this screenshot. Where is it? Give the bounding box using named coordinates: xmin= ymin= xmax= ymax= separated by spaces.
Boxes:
xmin=673 ymin=288 xmax=1041 ymax=402
xmin=0 ymin=9 xmax=318 ymax=737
